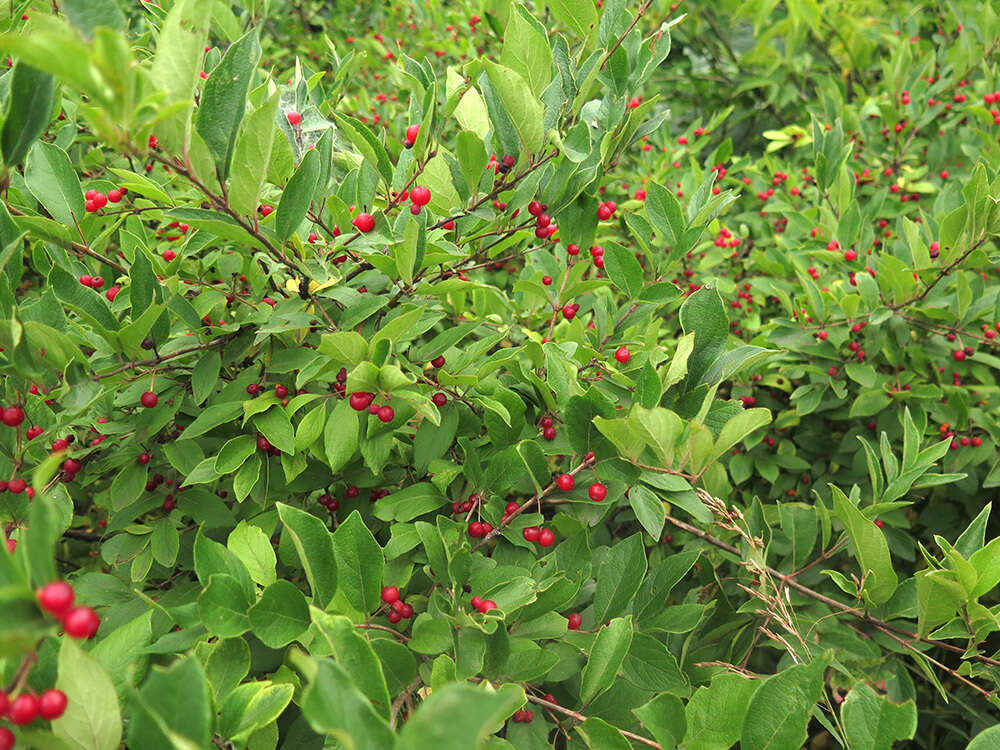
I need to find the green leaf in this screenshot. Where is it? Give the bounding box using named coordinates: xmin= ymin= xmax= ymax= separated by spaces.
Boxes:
xmin=372 ymin=482 xmax=446 ymax=522
xmin=580 ymin=616 xmax=633 ymax=705
xmin=969 ymin=726 xmax=1000 ymax=750
xmin=603 ymin=242 xmax=643 ymax=298
xmin=253 ymin=406 xmax=295 ymax=454
xmin=633 ymin=693 xmax=686 ymax=750
xmin=127 ymin=656 xmax=212 ymax=750
xmin=276 ymin=502 xmax=338 ymax=607
xmin=915 ymin=569 xmax=967 ymax=637
xmin=396 ymin=683 xmax=525 ymax=750
xmin=219 ymin=682 xmax=294 ymax=745
xmin=712 ymin=407 xmax=772 ymax=460
xmin=500 ymin=4 xmax=553 ymax=97
xmin=678 ymin=286 xmax=728 ymax=386
xmin=51 ymin=638 xmax=123 ymax=750
xmin=191 ymin=349 xmax=221 ymax=405
xmin=332 ymin=510 xmax=385 ymax=614
xmin=228 ymin=521 xmax=277 ymax=587
xmin=575 ymin=717 xmax=631 ymax=750
xmin=110 ymin=460 xmax=147 ymax=511
xmin=230 ymin=94 xmax=280 ymax=216
xmin=1 ymin=63 xmax=56 ymax=168
xmin=683 ymin=672 xmax=760 ymax=750
xmin=198 ymin=573 xmax=252 ymax=637
xmin=297 ymin=655 xmax=395 ymax=747
xmin=215 ymin=435 xmax=256 ymax=475
xmin=24 ymin=141 xmax=86 ymax=227
xmin=276 ymin=145 xmax=320 ymax=242
xmin=62 ymin=0 xmax=126 ymax=37
xmin=740 ymin=657 xmax=828 ymax=750
xmin=593 ymin=533 xmax=648 ymax=623
xmin=831 ymin=485 xmax=897 ymax=605
xmin=548 ymin=0 xmax=600 ymax=43
xmin=324 ymin=398 xmax=359 ymax=473
xmin=150 ymin=0 xmax=212 ymax=152
xmin=483 ymin=60 xmax=545 ymax=155
xmin=311 ymin=609 xmax=392 ymax=718
xmin=195 ymin=28 xmax=260 ymax=179
xmin=841 ymin=682 xmax=917 ymax=750
xmin=337 ymin=114 xmax=394 ymax=186
xmin=248 ymin=579 xmax=310 ymax=647
xmin=622 ymin=633 xmax=689 ymax=694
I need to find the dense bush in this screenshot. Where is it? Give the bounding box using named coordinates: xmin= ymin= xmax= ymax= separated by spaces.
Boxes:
xmin=0 ymin=0 xmax=999 ymax=748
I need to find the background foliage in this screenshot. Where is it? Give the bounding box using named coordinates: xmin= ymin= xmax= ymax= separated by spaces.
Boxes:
xmin=0 ymin=0 xmax=999 ymax=748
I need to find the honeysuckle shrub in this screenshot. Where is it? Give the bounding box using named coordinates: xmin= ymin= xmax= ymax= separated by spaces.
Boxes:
xmin=0 ymin=1 xmax=998 ymax=749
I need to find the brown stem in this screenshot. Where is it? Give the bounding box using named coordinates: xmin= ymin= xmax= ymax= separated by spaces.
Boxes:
xmin=663 ymin=514 xmax=1000 ymax=669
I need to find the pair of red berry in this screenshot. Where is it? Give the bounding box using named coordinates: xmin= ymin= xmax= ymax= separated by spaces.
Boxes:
xmin=471 ymin=596 xmax=498 ymax=613
xmin=0 ymin=687 xmax=68 ymax=728
xmin=37 ymin=581 xmax=100 ymax=639
xmin=522 ymin=526 xmax=555 ymax=547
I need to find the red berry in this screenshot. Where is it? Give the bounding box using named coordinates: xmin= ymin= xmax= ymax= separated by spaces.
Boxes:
xmin=63 ymin=458 xmax=81 ymax=474
xmin=38 ymin=689 xmax=67 ymax=720
xmin=7 ymin=693 xmax=38 ymax=725
xmin=256 ymin=436 xmax=272 ymax=452
xmin=138 ymin=453 xmax=151 ymax=464
xmin=522 ymin=526 xmax=541 ymax=542
xmin=61 ymin=606 xmax=100 ymax=638
xmin=567 ymin=612 xmax=582 ymax=630
xmin=353 ymin=212 xmax=375 ymax=233
xmin=162 ymin=249 xmax=177 ymax=261
xmin=410 ymin=186 xmax=431 ymax=206
xmin=556 ymin=474 xmax=574 ymax=491
xmin=538 ymin=528 xmax=555 ymax=547
xmin=542 ymin=275 xmax=553 ymax=285
xmin=79 ymin=274 xmax=94 ymax=286
xmin=349 ymin=392 xmax=374 ymax=411
xmin=562 ymin=304 xmax=576 ymax=320
xmin=431 ymin=355 xmax=445 ymax=368
xmin=405 ymin=124 xmax=420 ymax=143
xmin=542 ymin=426 xmax=557 ymax=441
xmin=614 ymin=346 xmax=630 ymax=363
xmin=140 ymin=392 xmax=158 ymax=408
xmin=0 ymin=728 xmax=12 ymax=750
xmin=377 ymin=405 xmax=395 ymax=423
xmin=7 ymin=478 xmax=25 ymax=494
xmin=953 ymin=350 xmax=966 ymax=361
xmin=2 ymin=406 xmax=24 ymax=427
xmin=432 ymin=392 xmax=447 ymax=407
xmin=468 ymin=521 xmax=485 ymax=538
xmin=37 ymin=581 xmax=74 ymax=615
xmin=505 ymin=501 xmax=520 ymax=515
xmin=107 ymin=189 xmax=122 ymax=203
xmin=274 ymin=384 xmax=289 ymax=398
xmin=388 ymin=610 xmax=402 ymax=623
xmin=481 ymin=600 xmax=498 ymax=612
xmin=381 ymin=586 xmax=399 ymax=604
xmin=400 ymin=603 xmax=414 ymax=618
xmin=471 ymin=595 xmax=483 ymax=610
xmin=286 ymin=111 xmax=301 ymax=126
xmin=588 ymin=482 xmax=607 ymax=502
xmin=844 ymin=249 xmax=858 ymax=261
xmin=597 ymin=204 xmax=612 ymax=220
